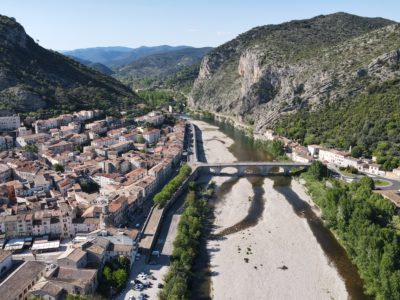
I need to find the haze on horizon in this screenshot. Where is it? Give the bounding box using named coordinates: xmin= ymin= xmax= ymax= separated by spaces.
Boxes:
xmin=1 ymin=0 xmax=400 ymax=50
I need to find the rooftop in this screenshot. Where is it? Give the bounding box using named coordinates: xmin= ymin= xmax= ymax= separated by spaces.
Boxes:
xmin=0 ymin=261 xmax=46 ymax=300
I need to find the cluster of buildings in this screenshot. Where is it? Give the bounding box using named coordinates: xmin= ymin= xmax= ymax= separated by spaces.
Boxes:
xmin=0 ymin=109 xmax=185 ymax=239
xmin=0 ymin=109 xmax=186 ymax=298
xmin=263 ymin=129 xmax=386 ymax=176
xmin=0 ymin=228 xmax=137 ymax=300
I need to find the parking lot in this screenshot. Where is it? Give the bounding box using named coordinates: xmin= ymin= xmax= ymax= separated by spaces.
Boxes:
xmin=116 ymin=254 xmax=169 ymax=300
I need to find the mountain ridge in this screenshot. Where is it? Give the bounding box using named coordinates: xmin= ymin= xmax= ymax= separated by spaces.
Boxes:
xmin=62 ymin=45 xmax=195 ymax=68
xmin=189 ymin=12 xmax=399 ymax=131
xmin=0 ymin=15 xmax=139 ymax=115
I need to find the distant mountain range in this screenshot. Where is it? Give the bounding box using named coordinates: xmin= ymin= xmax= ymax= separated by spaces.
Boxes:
xmin=62 ymin=45 xmax=193 ymax=68
xmin=113 ymin=47 xmax=213 ymax=90
xmin=63 ymin=45 xmax=213 ymax=91
xmin=0 ymin=15 xmax=139 ymax=115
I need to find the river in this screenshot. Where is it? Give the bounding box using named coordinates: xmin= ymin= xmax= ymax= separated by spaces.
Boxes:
xmin=189 ymin=118 xmax=369 ymax=300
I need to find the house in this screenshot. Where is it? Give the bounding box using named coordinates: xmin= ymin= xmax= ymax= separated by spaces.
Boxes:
xmin=83 ymin=237 xmax=109 ymax=268
xmin=57 ymin=248 xmax=87 ymax=269
xmin=91 ymin=136 xmax=117 ymax=148
xmin=393 ymin=167 xmax=400 ymax=178
xmin=318 ymin=148 xmax=351 ymax=167
xmin=48 ymin=266 xmax=98 ymax=295
xmin=0 ymin=115 xmax=20 ymax=131
xmin=142 ymin=129 xmax=161 ymax=144
xmin=16 ymin=133 xmax=50 ymax=147
xmin=119 ymin=131 xmax=137 ymax=142
xmin=109 ymin=141 xmax=133 ymax=155
xmin=0 ymin=261 xmax=46 ymax=300
xmin=0 ymin=136 xmax=13 ymax=150
xmin=292 ymin=146 xmax=313 ymax=163
xmin=34 ymin=118 xmax=59 ymax=133
xmin=91 ymin=173 xmax=122 ymax=187
xmin=29 ymin=280 xmax=66 ymax=300
xmin=0 ymin=164 xmax=12 ymax=183
xmin=126 ymin=168 xmax=146 ymax=182
xmin=107 ymin=195 xmax=129 ymax=226
xmin=47 ymin=141 xmax=74 ymax=154
xmin=307 ymin=144 xmax=320 ymax=157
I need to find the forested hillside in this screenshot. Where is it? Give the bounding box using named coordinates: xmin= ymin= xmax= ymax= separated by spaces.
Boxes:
xmin=277 ymin=79 xmax=400 ymax=170
xmin=0 ymin=15 xmax=139 ymax=116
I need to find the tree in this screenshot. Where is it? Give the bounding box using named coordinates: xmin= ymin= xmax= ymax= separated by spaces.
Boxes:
xmin=357 ymin=176 xmax=375 ymax=191
xmin=351 ymin=146 xmax=363 ymax=158
xmin=52 ymin=163 xmax=64 ymax=172
xmin=117 ymin=256 xmax=130 ymax=271
xmin=103 ymin=266 xmax=113 ymax=282
xmin=136 ymin=134 xmax=145 ymax=144
xmin=307 ymin=161 xmax=328 ymax=180
xmin=22 ymin=143 xmax=38 ymax=153
xmin=112 ymin=268 xmax=128 ymax=291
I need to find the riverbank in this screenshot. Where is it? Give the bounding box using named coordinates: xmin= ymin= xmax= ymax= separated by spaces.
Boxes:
xmin=191 ymin=119 xmax=349 ymax=300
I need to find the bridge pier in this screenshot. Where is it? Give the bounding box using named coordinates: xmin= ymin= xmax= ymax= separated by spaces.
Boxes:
xmin=210 ymin=166 xmax=222 ymax=176
xmin=260 ymin=166 xmax=272 ymax=176
xmin=237 ymin=166 xmax=246 ymax=176
xmin=283 ymin=167 xmax=290 ymax=176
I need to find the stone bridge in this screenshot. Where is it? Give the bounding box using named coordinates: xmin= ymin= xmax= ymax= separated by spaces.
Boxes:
xmin=193 ymin=161 xmax=310 ymax=176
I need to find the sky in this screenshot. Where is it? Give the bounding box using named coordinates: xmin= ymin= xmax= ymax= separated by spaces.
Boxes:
xmin=1 ymin=0 xmax=400 ymax=51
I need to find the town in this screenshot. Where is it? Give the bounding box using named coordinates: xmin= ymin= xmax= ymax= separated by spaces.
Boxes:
xmin=0 ymin=108 xmax=187 ymax=299
xmin=262 ymin=128 xmax=400 ymax=208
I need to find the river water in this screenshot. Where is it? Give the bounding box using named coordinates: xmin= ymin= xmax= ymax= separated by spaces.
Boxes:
xmin=190 ymin=118 xmax=369 ymax=300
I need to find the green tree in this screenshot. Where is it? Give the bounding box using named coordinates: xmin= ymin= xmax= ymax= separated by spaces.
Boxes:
xmin=306 ymin=161 xmax=328 ymax=180
xmin=112 ymin=268 xmax=128 ymax=291
xmin=357 ymin=176 xmax=375 ymax=190
xmin=351 ymin=146 xmax=363 ymax=158
xmin=103 ymin=266 xmax=113 ymax=282
xmin=136 ymin=134 xmax=146 ymax=144
xmin=52 ymin=163 xmax=65 ymax=172
xmin=22 ymin=143 xmax=38 ymax=153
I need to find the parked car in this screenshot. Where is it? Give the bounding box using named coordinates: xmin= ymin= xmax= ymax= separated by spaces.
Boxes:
xmin=158 ymin=283 xmax=164 ymax=289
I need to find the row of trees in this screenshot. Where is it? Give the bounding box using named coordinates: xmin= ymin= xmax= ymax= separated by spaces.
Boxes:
xmin=303 ymin=161 xmax=400 ymax=299
xmin=153 ymin=165 xmax=192 ymax=208
xmin=159 ymin=190 xmax=208 ymax=299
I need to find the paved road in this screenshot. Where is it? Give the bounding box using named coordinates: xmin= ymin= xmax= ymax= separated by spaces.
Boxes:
xmin=117 ymin=190 xmax=187 ymax=300
xmin=116 ymin=123 xmax=193 ymax=300
xmin=328 ymin=164 xmax=400 ymax=190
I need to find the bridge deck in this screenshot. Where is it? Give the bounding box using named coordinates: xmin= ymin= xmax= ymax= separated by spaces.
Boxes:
xmin=195 ymin=161 xmax=310 ymax=167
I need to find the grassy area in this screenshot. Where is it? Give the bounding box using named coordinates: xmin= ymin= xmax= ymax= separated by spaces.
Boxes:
xmin=374 ymin=179 xmax=391 ymax=187
xmin=339 ymin=169 xmax=358 ymax=178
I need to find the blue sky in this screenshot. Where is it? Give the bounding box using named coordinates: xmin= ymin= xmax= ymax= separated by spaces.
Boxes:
xmin=1 ymin=0 xmax=399 ymax=50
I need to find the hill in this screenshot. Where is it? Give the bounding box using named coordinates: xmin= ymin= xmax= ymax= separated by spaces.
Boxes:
xmin=65 ymin=55 xmax=114 ymax=75
xmin=114 ymin=47 xmax=212 ymax=91
xmin=63 ymin=45 xmax=191 ymax=67
xmin=189 ymin=13 xmax=399 ymax=130
xmin=0 ymin=15 xmax=139 ymax=115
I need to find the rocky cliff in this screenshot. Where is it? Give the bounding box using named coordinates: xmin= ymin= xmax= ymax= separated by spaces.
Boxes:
xmin=0 ymin=15 xmax=139 ymax=114
xmin=189 ymin=13 xmax=400 ymax=133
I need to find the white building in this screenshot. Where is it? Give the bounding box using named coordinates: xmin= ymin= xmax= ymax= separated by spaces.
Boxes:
xmin=142 ymin=129 xmax=161 ymax=144
xmin=0 ymin=115 xmax=20 ymax=131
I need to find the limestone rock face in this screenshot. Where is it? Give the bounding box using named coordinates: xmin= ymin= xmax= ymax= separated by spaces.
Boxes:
xmin=189 ymin=13 xmax=400 ymax=133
